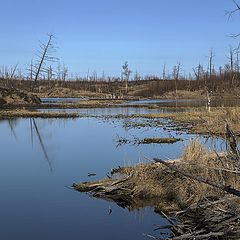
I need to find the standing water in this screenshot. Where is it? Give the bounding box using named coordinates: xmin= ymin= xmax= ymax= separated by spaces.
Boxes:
xmin=0 ymin=107 xmax=226 ymax=240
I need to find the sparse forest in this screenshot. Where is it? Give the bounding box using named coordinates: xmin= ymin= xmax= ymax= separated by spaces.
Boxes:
xmin=1 ymin=1 xmax=240 ymax=101
xmin=1 ymin=47 xmax=240 ymax=99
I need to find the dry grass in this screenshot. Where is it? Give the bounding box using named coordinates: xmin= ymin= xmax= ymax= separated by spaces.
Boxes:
xmin=75 ymin=139 xmax=240 ymax=212
xmin=139 ymin=137 xmax=181 ymax=144
xmin=37 ymin=87 xmax=109 ymax=98
xmin=139 ymin=107 xmax=240 ymax=136
xmin=0 ymin=109 xmax=79 ymax=119
xmin=160 ymin=90 xmax=204 ymax=99
xmin=74 ymin=139 xmax=240 ymax=238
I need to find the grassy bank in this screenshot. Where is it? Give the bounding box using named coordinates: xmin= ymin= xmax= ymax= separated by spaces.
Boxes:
xmin=116 ymin=137 xmax=182 ymax=146
xmin=2 ymin=99 xmax=129 ymax=110
xmin=73 ymin=140 xmax=240 ymax=239
xmin=0 ymin=109 xmax=79 ymax=119
xmin=121 ymin=107 xmax=240 ymax=136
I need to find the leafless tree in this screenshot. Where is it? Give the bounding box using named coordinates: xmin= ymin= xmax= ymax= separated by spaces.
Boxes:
xmin=228 ymin=46 xmax=236 ymax=84
xmin=133 ymin=71 xmax=141 ymax=81
xmin=172 ymin=62 xmax=181 ymax=96
xmin=57 ymin=62 xmax=68 ymax=81
xmin=234 ymin=44 xmax=240 ymax=73
xmin=9 ymin=64 xmax=18 ymax=80
xmin=227 ymin=0 xmax=240 ymax=38
xmin=162 ymin=63 xmax=166 ymax=80
xmin=47 ymin=65 xmax=54 ymax=81
xmin=62 ymin=65 xmax=68 ymax=81
xmin=31 ymin=33 xmax=58 ymax=89
xmin=208 ymin=48 xmax=215 ymax=82
xmin=122 ymin=61 xmax=131 ymax=94
xmin=193 ymin=63 xmax=204 ymax=82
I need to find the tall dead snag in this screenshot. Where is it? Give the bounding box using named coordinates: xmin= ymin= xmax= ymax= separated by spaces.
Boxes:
xmin=208 ymin=48 xmax=214 ymax=82
xmin=122 ymin=61 xmax=131 ymax=95
xmin=162 ymin=63 xmax=166 ymax=80
xmin=204 ymin=49 xmax=214 ymax=112
xmin=31 ymin=34 xmax=58 ymax=90
xmin=235 ymin=45 xmax=239 ymax=73
xmin=172 ymin=63 xmax=181 ymax=97
xmin=228 ymin=46 xmax=235 ymax=85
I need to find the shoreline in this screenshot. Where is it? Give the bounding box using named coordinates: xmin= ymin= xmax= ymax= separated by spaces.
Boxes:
xmin=73 ymin=140 xmax=240 ymax=239
xmin=0 ymin=109 xmax=79 ymax=119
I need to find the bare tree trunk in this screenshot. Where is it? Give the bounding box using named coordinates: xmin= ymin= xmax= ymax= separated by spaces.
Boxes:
xmin=209 ymin=48 xmax=214 ymax=82
xmin=34 ymin=34 xmax=53 ymax=83
xmin=162 ymin=63 xmax=166 ymax=80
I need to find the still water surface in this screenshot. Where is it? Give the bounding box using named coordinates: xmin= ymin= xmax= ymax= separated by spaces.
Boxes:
xmin=0 ymin=108 xmax=226 ymax=240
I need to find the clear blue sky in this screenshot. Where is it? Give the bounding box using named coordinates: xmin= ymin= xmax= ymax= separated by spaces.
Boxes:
xmin=0 ymin=0 xmax=239 ymax=77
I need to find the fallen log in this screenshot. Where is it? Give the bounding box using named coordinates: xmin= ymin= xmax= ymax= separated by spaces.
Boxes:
xmin=153 ymin=158 xmax=240 ymax=197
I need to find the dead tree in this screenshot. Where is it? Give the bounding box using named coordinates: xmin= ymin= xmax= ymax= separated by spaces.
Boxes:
xmin=208 ymin=48 xmax=214 ymax=82
xmin=172 ymin=63 xmax=181 ymax=96
xmin=31 ymin=33 xmax=58 ymax=90
xmin=235 ymin=45 xmax=240 ymax=73
xmin=193 ymin=64 xmax=204 ymax=88
xmin=9 ymin=64 xmax=18 ymax=80
xmin=122 ymin=61 xmax=131 ymax=94
xmin=134 ymin=71 xmax=141 ymax=82
xmin=227 ymin=0 xmax=240 ymax=29
xmin=228 ymin=46 xmax=235 ymax=85
xmin=162 ymin=63 xmax=166 ymax=80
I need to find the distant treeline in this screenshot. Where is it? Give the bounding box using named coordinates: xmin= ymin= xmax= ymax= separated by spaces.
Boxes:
xmin=0 ymin=60 xmax=239 ymax=97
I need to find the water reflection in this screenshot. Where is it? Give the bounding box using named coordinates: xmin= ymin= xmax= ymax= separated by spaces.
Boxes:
xmin=30 ymin=118 xmax=52 ymax=172
xmin=1 ymin=117 xmax=175 ymax=240
xmin=0 ymin=114 xmax=230 ymax=240
xmin=2 ymin=118 xmax=54 ymax=172
xmin=7 ymin=119 xmax=18 ymax=140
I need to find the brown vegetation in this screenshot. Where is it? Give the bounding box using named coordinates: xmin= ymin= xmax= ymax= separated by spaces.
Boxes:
xmin=0 ymin=109 xmax=79 ymax=119
xmin=116 ymin=137 xmax=182 ymax=146
xmin=73 ymin=139 xmax=240 ymax=239
xmin=0 ymin=86 xmax=40 ymax=105
xmin=2 ymin=61 xmax=240 ymax=99
xmin=132 ymin=107 xmax=240 ymax=136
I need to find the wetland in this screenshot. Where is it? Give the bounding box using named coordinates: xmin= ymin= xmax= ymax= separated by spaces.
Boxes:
xmin=1 ymin=98 xmax=239 ymax=239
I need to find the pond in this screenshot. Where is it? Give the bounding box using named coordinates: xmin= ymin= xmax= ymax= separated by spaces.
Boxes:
xmin=127 ymin=98 xmax=240 ymax=108
xmin=0 ymin=107 xmax=226 ymax=240
xmin=40 ymin=97 xmax=88 ymax=103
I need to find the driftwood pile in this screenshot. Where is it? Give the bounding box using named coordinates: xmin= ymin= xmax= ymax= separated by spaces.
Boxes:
xmin=156 ymin=198 xmax=240 ymax=239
